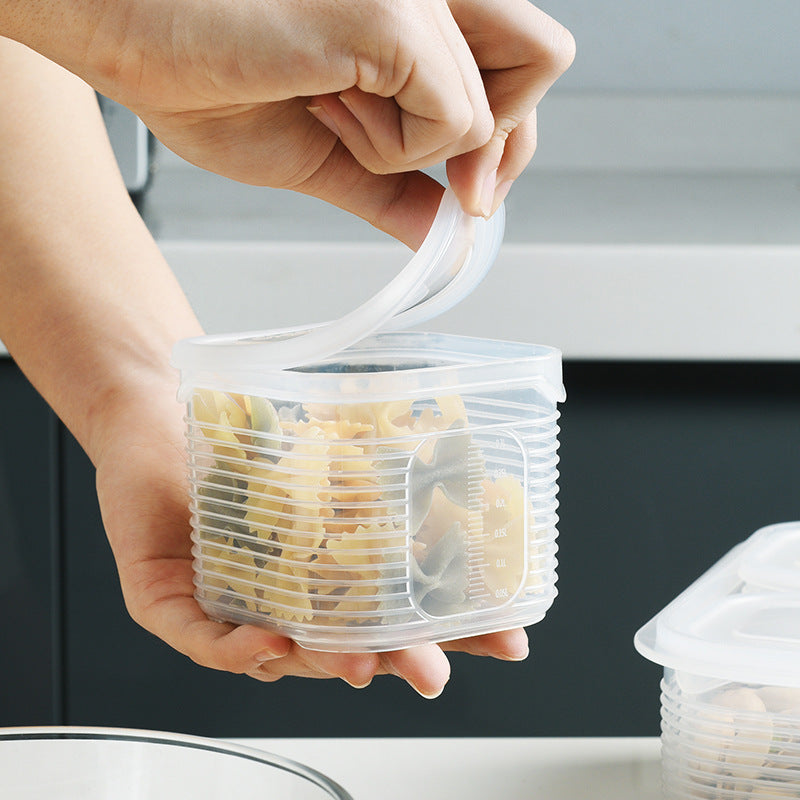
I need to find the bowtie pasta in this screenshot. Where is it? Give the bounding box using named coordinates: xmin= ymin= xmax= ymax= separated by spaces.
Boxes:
xmin=190 ymin=389 xmax=539 ymax=632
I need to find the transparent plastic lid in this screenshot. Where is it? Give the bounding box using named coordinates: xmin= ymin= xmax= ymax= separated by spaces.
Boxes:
xmin=172 ymin=189 xmax=505 ymax=373
xmin=634 ymin=522 xmax=800 ymax=687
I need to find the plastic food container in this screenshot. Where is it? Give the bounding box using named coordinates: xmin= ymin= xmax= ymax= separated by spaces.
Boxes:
xmin=172 ymin=189 xmax=565 ymax=652
xmin=634 ymin=522 xmax=800 ymax=798
xmin=0 ymin=726 xmax=351 ymax=799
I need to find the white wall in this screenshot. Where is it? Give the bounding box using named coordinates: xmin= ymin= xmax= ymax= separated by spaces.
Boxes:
xmin=540 ymin=0 xmax=800 ymax=92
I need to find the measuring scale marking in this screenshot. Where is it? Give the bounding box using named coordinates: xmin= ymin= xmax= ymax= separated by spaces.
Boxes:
xmin=466 ymin=438 xmax=491 ymax=603
xmin=465 ymin=436 xmax=522 ymax=608
xmin=466 ymin=430 xmax=533 ymax=609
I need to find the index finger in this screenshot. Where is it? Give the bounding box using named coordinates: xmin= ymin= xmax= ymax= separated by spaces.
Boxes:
xmin=380 ymin=643 xmax=452 ymax=699
xmin=446 ymin=0 xmax=576 ymax=214
xmin=440 ymin=628 xmax=530 ymax=660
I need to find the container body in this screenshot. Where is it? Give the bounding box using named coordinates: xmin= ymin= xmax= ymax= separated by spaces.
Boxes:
xmin=181 ymin=332 xmax=563 ymax=651
xmin=659 ymin=668 xmax=800 ymax=798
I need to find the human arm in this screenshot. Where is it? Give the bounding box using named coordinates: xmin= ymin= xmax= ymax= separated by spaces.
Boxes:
xmin=0 ymin=36 xmax=529 ymax=697
xmin=0 ymin=0 xmax=574 ymax=248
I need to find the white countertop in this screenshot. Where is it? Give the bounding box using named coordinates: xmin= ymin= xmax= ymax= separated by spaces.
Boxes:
xmin=160 ymin=237 xmax=800 ymax=362
xmin=231 ymin=737 xmax=663 ymax=800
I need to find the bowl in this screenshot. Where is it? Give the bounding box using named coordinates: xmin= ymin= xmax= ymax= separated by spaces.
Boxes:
xmin=0 ymin=726 xmax=352 ymax=800
xmin=635 ymin=522 xmax=800 ymax=798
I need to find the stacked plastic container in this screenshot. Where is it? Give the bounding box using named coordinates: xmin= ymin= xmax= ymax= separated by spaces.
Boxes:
xmin=172 ymin=190 xmax=565 ymax=652
xmin=635 ymin=522 xmax=800 ymax=798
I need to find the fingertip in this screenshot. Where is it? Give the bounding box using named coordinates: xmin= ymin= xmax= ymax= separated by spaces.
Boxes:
xmin=446 ymin=147 xmax=502 ymax=219
xmin=301 ymin=649 xmax=381 ymax=689
xmin=340 ymin=653 xmax=381 ymax=689
xmin=206 ymin=623 xmax=291 ymax=672
xmin=447 ymin=106 xmax=538 ymax=218
xmin=449 ymin=171 xmax=505 ymax=220
xmin=500 ymin=628 xmax=530 ymax=661
xmin=492 ymin=179 xmax=514 ymax=214
xmin=416 ymin=677 xmax=450 ymax=700
xmin=342 ymin=675 xmax=374 ymax=690
xmin=382 ymin=645 xmax=451 ymax=700
xmin=438 ymin=627 xmax=529 ymax=661
xmin=253 ymin=638 xmax=292 ymax=663
xmin=481 ymin=628 xmax=530 ymax=661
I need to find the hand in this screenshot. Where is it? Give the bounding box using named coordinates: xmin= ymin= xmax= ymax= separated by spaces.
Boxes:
xmin=0 ymin=31 xmax=534 ymax=698
xmin=7 ymin=0 xmax=574 ymax=248
xmin=94 ymin=373 xmax=529 ymax=697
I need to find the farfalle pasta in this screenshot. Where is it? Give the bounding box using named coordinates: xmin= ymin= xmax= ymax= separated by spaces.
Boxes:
xmin=189 ymin=388 xmax=547 ymax=632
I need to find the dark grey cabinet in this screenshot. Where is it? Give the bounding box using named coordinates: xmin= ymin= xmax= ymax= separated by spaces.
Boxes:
xmin=0 ymin=360 xmax=60 ymax=725
xmin=3 ymin=359 xmax=799 ymax=736
xmin=547 ymin=362 xmax=800 ymax=735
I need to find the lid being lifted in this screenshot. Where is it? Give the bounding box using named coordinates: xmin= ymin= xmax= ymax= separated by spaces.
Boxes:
xmin=172 ymin=189 xmax=505 ymax=373
xmin=634 ymin=521 xmax=800 ymax=688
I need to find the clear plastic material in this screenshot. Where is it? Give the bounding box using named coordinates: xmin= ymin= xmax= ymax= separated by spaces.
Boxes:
xmin=184 ymin=333 xmax=563 ymax=651
xmin=634 ymin=522 xmax=800 ymax=799
xmin=173 ymin=187 xmax=564 ymax=652
xmin=0 ymin=727 xmax=352 ymax=800
xmin=172 ymin=189 xmax=505 ymax=374
xmin=635 ymin=522 xmax=800 ymax=689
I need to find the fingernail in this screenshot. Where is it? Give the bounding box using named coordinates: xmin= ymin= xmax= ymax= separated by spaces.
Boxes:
xmin=494 ymin=179 xmax=513 ymax=209
xmin=412 ymin=679 xmax=448 ymax=700
xmin=254 ymin=647 xmax=285 ymax=662
xmin=479 ymin=169 xmax=498 ymax=217
xmin=338 ymin=93 xmax=361 ymax=123
xmin=382 ymin=653 xmax=449 ymax=699
xmin=307 ymin=105 xmax=341 ymax=138
xmin=500 ymin=643 xmax=529 ymax=662
xmin=343 ymin=677 xmax=373 ymax=690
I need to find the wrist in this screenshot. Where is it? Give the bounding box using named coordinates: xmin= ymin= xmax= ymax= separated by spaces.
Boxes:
xmin=76 ymin=323 xmax=198 ymax=467
xmin=2 ymin=262 xmax=200 ymax=467
xmin=84 ymin=345 xmax=190 ymax=469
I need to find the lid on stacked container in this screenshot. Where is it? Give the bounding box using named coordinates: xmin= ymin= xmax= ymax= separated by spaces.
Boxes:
xmin=635 ymin=521 xmax=800 ymax=689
